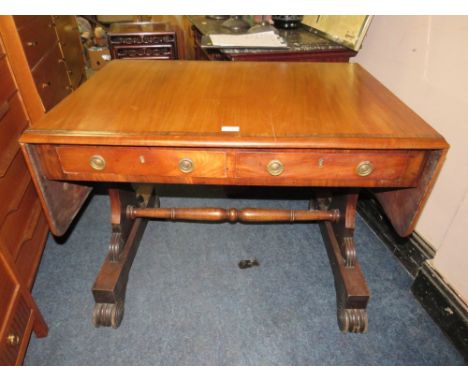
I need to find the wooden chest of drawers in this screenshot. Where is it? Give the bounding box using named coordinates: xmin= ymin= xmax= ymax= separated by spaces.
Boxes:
xmin=0 ymin=34 xmax=48 ymax=366
xmin=0 ymin=16 xmax=85 ymax=117
xmin=0 ymin=15 xmax=86 ymax=365
xmin=108 ymin=22 xmax=179 ymax=60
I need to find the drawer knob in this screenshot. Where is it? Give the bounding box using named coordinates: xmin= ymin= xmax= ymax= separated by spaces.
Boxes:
xmin=6 ymin=333 xmax=20 ymax=347
xmin=356 ymin=161 xmax=374 ymax=177
xmin=178 ymin=158 xmax=194 ymax=174
xmin=26 ymin=41 xmax=38 ymax=47
xmin=89 ymin=155 xmax=106 ymax=171
xmin=267 ymin=160 xmax=285 ymax=176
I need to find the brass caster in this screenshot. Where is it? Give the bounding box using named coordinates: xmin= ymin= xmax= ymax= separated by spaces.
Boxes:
xmin=93 ymin=301 xmax=125 ymax=329
xmin=338 ymin=308 xmax=368 ymax=333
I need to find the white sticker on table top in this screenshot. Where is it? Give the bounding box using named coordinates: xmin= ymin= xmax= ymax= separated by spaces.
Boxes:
xmin=221 ymin=126 xmax=240 ymax=132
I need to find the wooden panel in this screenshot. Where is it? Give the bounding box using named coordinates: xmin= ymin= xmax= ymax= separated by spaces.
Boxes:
xmin=15 ymin=16 xmax=57 ymax=70
xmin=55 ymin=146 xmax=228 ymax=179
xmin=0 ymin=56 xmax=16 ymax=105
xmin=375 ymin=149 xmax=447 ymax=237
xmin=11 ymin=16 xmax=37 ymax=30
xmin=0 ymin=295 xmax=32 ymax=366
xmin=31 ymin=43 xmax=71 ymax=111
xmin=53 ymin=16 xmax=85 ymax=89
xmin=235 ymin=150 xmax=426 ymax=187
xmin=22 ymin=144 xmax=92 ymax=237
xmin=0 ymin=93 xmax=29 ymax=177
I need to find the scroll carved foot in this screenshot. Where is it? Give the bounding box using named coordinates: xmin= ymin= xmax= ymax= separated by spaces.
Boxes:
xmin=92 ymin=186 xmax=156 ymax=329
xmin=338 ymin=308 xmax=368 ymax=333
xmin=93 ymin=301 xmax=125 ymax=329
xmin=342 ymin=237 xmax=357 ymax=267
xmin=314 ymin=191 xmax=370 ymax=333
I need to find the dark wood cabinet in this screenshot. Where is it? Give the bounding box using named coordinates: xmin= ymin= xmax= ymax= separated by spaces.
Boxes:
xmin=108 ymin=22 xmax=179 ymax=60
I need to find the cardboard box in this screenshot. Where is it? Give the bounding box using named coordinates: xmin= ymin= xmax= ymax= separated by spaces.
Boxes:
xmin=88 ymin=47 xmax=111 ymax=71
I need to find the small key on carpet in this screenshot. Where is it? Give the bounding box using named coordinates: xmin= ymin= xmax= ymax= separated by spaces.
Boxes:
xmin=238 ymin=259 xmax=260 ymax=269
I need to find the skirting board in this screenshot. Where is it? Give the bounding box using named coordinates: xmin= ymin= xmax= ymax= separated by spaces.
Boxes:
xmin=358 ymin=192 xmax=467 ymax=361
xmin=412 ymin=261 xmax=468 ymax=362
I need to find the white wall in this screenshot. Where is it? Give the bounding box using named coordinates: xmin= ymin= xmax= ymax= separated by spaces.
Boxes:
xmin=353 ymin=16 xmax=468 ymax=301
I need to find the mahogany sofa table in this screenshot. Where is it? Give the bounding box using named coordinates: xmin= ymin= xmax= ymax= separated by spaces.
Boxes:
xmin=19 ymin=60 xmax=448 ymax=333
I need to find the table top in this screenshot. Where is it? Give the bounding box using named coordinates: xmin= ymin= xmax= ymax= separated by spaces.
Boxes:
xmin=189 ymin=16 xmax=346 ymax=54
xmin=21 ymin=60 xmax=447 ymax=150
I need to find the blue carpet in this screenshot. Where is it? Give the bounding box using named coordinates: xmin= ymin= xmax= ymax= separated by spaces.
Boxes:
xmin=24 ymin=188 xmax=464 ymax=365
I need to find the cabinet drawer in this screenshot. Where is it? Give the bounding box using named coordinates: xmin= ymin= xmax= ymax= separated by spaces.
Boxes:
xmin=109 ymin=33 xmax=176 ymax=45
xmin=0 ymin=257 xmax=16 ymax=331
xmin=16 ymin=16 xmax=57 ymax=69
xmin=0 ymin=56 xmax=16 ymax=106
xmin=0 ymin=181 xmax=40 ymax=260
xmin=31 ymin=43 xmax=71 ymax=111
xmin=235 ymin=150 xmax=426 ymax=187
xmin=0 ymin=295 xmax=32 ymax=366
xmin=15 ymin=212 xmax=48 ymax=289
xmin=113 ymin=45 xmax=175 ymax=59
xmin=0 ymin=93 xmax=29 ymax=177
xmin=0 ymin=151 xmax=30 ymax=225
xmin=55 ymin=146 xmax=227 ymax=179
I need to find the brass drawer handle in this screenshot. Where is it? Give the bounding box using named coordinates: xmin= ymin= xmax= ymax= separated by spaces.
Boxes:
xmin=178 ymin=158 xmax=194 ymax=174
xmin=26 ymin=41 xmax=38 ymax=47
xmin=356 ymin=161 xmax=374 ymax=177
xmin=41 ymin=81 xmax=51 ymax=89
xmin=89 ymin=155 xmax=106 ymax=171
xmin=267 ymin=159 xmax=284 ymax=176
xmin=7 ymin=333 xmax=20 ymax=347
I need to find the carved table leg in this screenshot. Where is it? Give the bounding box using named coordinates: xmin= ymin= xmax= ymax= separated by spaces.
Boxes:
xmin=92 ymin=185 xmax=157 ymax=328
xmin=313 ymin=191 xmax=370 ymax=333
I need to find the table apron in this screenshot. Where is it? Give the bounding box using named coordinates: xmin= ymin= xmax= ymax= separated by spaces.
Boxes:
xmin=34 ymin=144 xmax=427 ymax=188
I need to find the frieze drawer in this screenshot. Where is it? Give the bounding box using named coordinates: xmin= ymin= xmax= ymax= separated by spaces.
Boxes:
xmin=53 ymin=146 xmax=228 ymax=180
xmin=235 ymin=150 xmax=426 ymax=187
